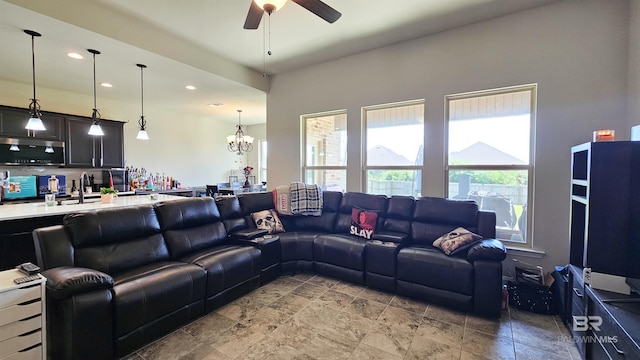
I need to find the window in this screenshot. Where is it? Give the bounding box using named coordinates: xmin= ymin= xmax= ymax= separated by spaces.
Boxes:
xmin=446 ymin=84 xmax=536 ymax=246
xmin=363 ymin=100 xmax=424 ymax=196
xmin=302 ymin=111 xmax=347 ymax=191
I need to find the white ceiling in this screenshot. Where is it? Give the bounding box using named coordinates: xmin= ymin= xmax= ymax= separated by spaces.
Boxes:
xmin=0 ymin=0 xmax=559 ymax=125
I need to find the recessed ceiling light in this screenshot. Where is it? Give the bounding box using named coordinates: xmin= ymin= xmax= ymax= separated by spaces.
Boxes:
xmin=101 ymin=82 xmax=113 ymax=88
xmin=185 ymin=85 xmax=196 ymax=90
xmin=67 ymin=52 xmax=83 ymax=59
xmin=208 ymin=102 xmax=223 ymax=107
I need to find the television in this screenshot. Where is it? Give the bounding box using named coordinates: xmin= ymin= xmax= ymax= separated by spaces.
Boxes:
xmin=3 ymin=175 xmax=38 ymax=200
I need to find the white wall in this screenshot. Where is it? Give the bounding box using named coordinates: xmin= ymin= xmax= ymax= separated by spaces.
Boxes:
xmin=267 ymin=0 xmax=630 ymax=273
xmin=0 ymin=78 xmax=242 ymax=187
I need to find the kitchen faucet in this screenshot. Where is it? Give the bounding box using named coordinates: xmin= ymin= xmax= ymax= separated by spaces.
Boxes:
xmin=79 ymin=172 xmax=89 ymax=204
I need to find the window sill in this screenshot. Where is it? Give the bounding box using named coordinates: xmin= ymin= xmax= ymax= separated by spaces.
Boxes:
xmin=505 ymin=245 xmax=545 ymax=259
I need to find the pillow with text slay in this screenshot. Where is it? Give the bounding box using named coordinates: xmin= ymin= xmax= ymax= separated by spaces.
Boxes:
xmin=251 ymin=209 xmax=285 ymax=234
xmin=432 ymin=227 xmax=483 ymax=256
xmin=350 ymin=207 xmax=378 ymax=239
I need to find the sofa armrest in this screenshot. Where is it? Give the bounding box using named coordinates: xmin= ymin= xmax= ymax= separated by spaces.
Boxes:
xmin=43 ymin=267 xmax=114 ymax=300
xmin=477 ymin=210 xmax=497 ymax=239
xmin=372 ymin=231 xmax=408 ymax=243
xmin=467 ymin=239 xmax=507 ymax=262
xmin=473 ymin=259 xmax=503 ymax=317
xmin=231 ymin=229 xmax=269 ymax=240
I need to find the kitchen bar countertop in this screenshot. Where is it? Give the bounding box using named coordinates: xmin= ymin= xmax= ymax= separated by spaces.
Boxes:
xmin=0 ymin=194 xmax=185 ymax=221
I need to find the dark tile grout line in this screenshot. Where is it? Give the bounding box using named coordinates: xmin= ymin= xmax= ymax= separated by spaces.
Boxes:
xmin=130 ymin=273 xmax=576 ymax=360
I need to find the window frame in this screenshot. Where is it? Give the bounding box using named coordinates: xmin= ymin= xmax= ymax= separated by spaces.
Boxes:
xmin=444 ymin=84 xmax=537 ymax=248
xmin=301 ymin=109 xmax=348 ymax=191
xmin=362 ymin=99 xmax=425 ymax=196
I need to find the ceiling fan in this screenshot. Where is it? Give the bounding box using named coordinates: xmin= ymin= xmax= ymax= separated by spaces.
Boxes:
xmin=244 ymin=0 xmax=342 ymax=29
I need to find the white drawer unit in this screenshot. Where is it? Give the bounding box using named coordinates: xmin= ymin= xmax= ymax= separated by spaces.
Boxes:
xmin=0 ymin=269 xmax=45 ymax=360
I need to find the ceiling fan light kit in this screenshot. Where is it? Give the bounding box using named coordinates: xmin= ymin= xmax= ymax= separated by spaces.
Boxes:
xmin=254 ymin=0 xmax=287 ymax=13
xmin=244 ymin=0 xmax=341 ymax=29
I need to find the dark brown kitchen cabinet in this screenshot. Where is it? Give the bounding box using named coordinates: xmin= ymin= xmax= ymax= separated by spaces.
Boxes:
xmin=0 ymin=105 xmax=63 ymax=140
xmin=65 ymin=116 xmax=124 ymax=168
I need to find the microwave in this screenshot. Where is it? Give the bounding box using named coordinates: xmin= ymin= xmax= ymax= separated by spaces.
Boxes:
xmin=0 ymin=137 xmax=65 ymax=166
xmin=103 ymin=168 xmax=130 ymax=192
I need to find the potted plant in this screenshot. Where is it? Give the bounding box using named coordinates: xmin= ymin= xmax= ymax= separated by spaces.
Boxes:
xmin=100 ymin=187 xmax=117 ymax=204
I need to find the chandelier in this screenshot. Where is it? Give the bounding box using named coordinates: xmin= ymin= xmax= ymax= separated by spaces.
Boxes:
xmin=227 ymin=110 xmax=254 ymax=155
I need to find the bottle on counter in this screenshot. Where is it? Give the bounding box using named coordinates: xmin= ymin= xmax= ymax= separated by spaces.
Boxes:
xmin=71 ymin=179 xmax=79 ymax=197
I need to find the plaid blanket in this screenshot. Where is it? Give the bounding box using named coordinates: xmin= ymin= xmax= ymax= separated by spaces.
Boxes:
xmin=289 ymin=182 xmax=323 ymax=216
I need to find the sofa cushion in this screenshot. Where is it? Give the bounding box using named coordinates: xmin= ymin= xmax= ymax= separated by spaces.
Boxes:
xmin=179 ymin=245 xmax=261 ymax=296
xmin=112 ymin=261 xmax=206 ymax=337
xmin=335 ymin=192 xmax=387 ymax=234
xmin=154 ymin=198 xmax=221 ymax=230
xmin=154 ymin=198 xmax=229 ymax=258
xmin=216 ymin=196 xmax=247 ymax=234
xmin=433 ymin=227 xmax=482 ymax=256
xmin=350 ymin=207 xmax=378 ymax=239
xmin=397 ymin=245 xmax=474 ymax=296
xmin=238 ymin=192 xmax=274 ymax=214
xmin=380 ymin=196 xmax=414 ymax=236
xmin=410 ymin=197 xmax=479 ymax=245
xmin=279 ymin=191 xmax=343 ymax=233
xmin=64 ymin=205 xmax=169 ymax=274
xmin=278 ymin=232 xmax=317 ymax=264
xmin=314 ymin=234 xmax=367 ymax=271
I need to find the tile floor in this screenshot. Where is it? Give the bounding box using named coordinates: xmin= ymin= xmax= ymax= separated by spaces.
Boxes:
xmin=123 ymin=273 xmax=582 ymax=360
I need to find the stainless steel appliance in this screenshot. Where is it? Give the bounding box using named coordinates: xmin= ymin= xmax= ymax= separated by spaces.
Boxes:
xmin=0 ymin=137 xmax=65 ymax=166
xmin=103 ymin=168 xmax=129 ymax=192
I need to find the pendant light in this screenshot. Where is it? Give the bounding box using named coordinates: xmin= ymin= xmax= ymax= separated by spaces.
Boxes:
xmin=136 ymin=63 xmax=149 ymax=140
xmin=24 ymin=30 xmax=46 ymax=132
xmin=87 ymin=49 xmax=104 ymax=136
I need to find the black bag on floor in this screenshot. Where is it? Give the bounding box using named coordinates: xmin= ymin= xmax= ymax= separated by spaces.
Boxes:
xmin=507 ymin=280 xmax=558 ymax=315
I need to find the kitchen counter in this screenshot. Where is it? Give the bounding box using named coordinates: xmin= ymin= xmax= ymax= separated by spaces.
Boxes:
xmin=0 ymin=194 xmax=185 ymax=221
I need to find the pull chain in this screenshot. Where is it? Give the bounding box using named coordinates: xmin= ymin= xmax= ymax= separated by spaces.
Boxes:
xmin=262 ymin=12 xmax=273 ymax=78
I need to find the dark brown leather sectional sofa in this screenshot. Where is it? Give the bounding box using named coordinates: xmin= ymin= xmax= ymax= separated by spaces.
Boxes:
xmin=33 ymin=191 xmax=506 ymax=359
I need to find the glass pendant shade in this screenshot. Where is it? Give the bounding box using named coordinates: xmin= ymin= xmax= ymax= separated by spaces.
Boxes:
xmin=26 ymin=116 xmax=46 ymax=131
xmin=88 ymin=122 xmax=104 ymax=136
xmin=254 ymin=0 xmax=288 ymax=12
xmin=9 ymin=145 xmax=20 ymax=152
xmin=136 ymin=129 xmax=149 ymax=140
xmin=44 ymin=146 xmax=54 ymax=153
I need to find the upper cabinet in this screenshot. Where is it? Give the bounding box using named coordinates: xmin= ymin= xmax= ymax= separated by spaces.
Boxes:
xmin=0 ymin=105 xmax=125 ymax=168
xmin=0 ymin=105 xmax=63 ymax=140
xmin=65 ymin=117 xmax=124 ymax=168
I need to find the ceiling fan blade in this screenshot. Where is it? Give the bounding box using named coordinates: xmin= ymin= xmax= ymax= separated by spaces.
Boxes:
xmin=291 ymin=0 xmax=342 ymax=23
xmin=244 ymin=1 xmax=264 ymax=29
